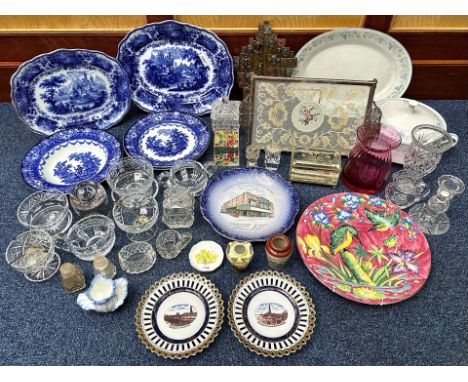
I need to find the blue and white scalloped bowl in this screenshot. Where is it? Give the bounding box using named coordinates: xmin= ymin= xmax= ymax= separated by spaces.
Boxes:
xmin=11 ymin=49 xmax=131 ymax=135
xmin=77 ymin=275 xmax=128 ymax=313
xmin=200 ymin=168 xmax=299 ymax=241
xmin=21 ymin=128 xmax=121 ymax=192
xmin=117 ymin=20 xmax=234 ymax=115
xmin=124 ymin=111 xmax=210 ymax=169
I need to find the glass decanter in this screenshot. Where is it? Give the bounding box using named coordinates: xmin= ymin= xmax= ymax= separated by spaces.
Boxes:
xmin=341 ymin=123 xmax=401 ymax=194
xmin=408 ymin=175 xmax=465 ymax=235
xmin=162 ymin=185 xmax=195 ymax=229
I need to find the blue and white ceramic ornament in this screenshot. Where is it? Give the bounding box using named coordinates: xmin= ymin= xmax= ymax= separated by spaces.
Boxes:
xmin=77 ymin=275 xmax=128 ymax=313
xmin=11 ymin=49 xmax=131 ymax=135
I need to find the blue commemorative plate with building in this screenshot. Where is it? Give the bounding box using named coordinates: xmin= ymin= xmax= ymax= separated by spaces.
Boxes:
xmin=117 ymin=21 xmax=234 ymax=115
xmin=21 ymin=128 xmax=121 ymax=192
xmin=11 ymin=49 xmax=131 ymax=135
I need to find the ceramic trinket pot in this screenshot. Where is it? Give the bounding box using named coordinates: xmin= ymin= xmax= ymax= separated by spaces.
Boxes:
xmin=93 ymin=255 xmax=117 ymax=279
xmin=211 ymin=96 xmax=241 ymax=167
xmin=77 ymin=275 xmax=128 ymax=313
xmin=265 ymin=234 xmax=293 ymax=269
xmin=69 ymin=180 xmax=108 ymax=217
xmin=60 ymin=262 xmax=86 ymax=293
xmin=226 ymin=241 xmax=254 ymax=271
xmin=189 ymin=241 xmax=224 ymax=272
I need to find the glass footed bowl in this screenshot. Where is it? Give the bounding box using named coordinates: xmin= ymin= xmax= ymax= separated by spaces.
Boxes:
xmin=17 ymin=191 xmax=72 ymax=236
xmin=106 ymin=157 xmax=154 ymax=198
xmin=65 ymin=214 xmax=116 ymax=261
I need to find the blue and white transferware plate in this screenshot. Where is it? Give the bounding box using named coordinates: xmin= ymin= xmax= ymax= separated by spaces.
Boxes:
xmin=292 ymin=28 xmax=412 ymax=100
xmin=117 ymin=21 xmax=234 ymax=115
xmin=22 ymin=128 xmax=121 ymax=192
xmin=11 ymin=49 xmax=131 ymax=135
xmin=228 ymin=271 xmax=316 ymax=357
xmin=124 ymin=111 xmax=210 ymax=169
xmin=200 ymin=168 xmax=300 ymax=241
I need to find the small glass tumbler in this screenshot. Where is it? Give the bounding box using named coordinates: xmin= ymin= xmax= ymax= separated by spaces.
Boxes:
xmin=162 ymin=185 xmax=195 ymax=229
xmin=341 ymin=123 xmax=401 ymax=194
xmin=155 ymin=229 xmax=192 ymax=259
xmin=113 ymin=193 xmax=159 ymax=241
xmin=245 ymin=144 xmax=261 ymax=167
xmin=264 ymin=144 xmax=281 ymax=171
xmin=64 ymin=214 xmax=116 ymax=261
xmin=385 ymin=169 xmax=430 ymax=209
xmin=93 ymin=255 xmax=117 ymax=278
xmin=106 ymin=157 xmax=154 ymax=199
xmin=60 ymin=262 xmax=86 ymax=293
xmin=118 ymin=241 xmax=157 ymax=274
xmin=17 ymin=191 xmax=73 ymax=236
xmin=5 ymin=230 xmax=61 ymax=282
xmin=69 ymin=180 xmax=108 ymax=217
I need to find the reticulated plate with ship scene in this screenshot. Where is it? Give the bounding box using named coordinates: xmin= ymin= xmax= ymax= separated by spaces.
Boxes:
xmin=117 ymin=20 xmax=234 ymax=115
xmin=228 ymin=271 xmax=316 ymax=358
xmin=11 ymin=49 xmax=131 ymax=135
xmin=200 ymin=167 xmax=299 ymax=241
xmin=135 ymin=272 xmax=224 ymax=359
xmin=296 ymin=192 xmax=431 ymax=305
xmin=124 ymin=111 xmax=211 ymax=169
xmin=21 ymin=128 xmax=121 ymax=192
xmin=292 ymin=28 xmax=412 ymax=100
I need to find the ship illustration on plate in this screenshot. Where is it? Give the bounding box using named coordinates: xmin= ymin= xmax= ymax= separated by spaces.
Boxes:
xmin=164 ymin=304 xmax=197 ymax=328
xmin=220 ymin=192 xmax=274 ymax=218
xmin=255 ymin=303 xmax=288 ymax=327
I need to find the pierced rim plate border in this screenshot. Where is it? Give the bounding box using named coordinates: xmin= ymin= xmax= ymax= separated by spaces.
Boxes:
xmin=21 ymin=128 xmax=122 ymax=192
xmin=135 ymin=272 xmax=224 ymax=359
xmin=228 ymin=271 xmax=316 ymax=358
xmin=124 ymin=111 xmax=211 ymax=169
xmin=200 ymin=167 xmax=300 ymax=242
xmin=11 ymin=48 xmax=131 ymax=135
xmin=117 ymin=20 xmax=234 ymax=115
xmin=292 ymin=28 xmax=412 ymax=100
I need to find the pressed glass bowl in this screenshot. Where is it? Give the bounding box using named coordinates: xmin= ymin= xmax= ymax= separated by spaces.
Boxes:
xmin=118 ymin=241 xmax=157 ymax=274
xmin=106 ymin=156 xmax=154 ymax=198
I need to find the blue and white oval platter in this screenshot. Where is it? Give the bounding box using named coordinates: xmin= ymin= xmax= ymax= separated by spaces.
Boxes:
xmin=200 ymin=168 xmax=300 ymax=241
xmin=11 ymin=49 xmax=131 ymax=135
xmin=124 ymin=111 xmax=210 ymax=169
xmin=117 ymin=21 xmax=234 ymax=115
xmin=22 ymin=128 xmax=121 ymax=192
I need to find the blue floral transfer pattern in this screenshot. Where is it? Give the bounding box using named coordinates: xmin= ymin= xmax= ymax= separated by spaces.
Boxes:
xmin=117 ymin=21 xmax=233 ymax=115
xmin=53 ymin=152 xmax=102 ymax=184
xmin=145 ymin=128 xmax=190 ymax=157
xmin=11 ymin=49 xmax=131 ymax=135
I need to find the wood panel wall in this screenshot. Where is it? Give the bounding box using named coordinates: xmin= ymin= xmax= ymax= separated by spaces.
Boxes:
xmin=0 ymin=15 xmax=467 ymax=101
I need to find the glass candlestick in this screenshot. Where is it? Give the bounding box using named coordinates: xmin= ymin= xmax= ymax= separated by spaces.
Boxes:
xmin=264 ymin=144 xmax=281 ymax=171
xmin=69 ymin=180 xmax=108 ymax=217
xmin=408 ymin=175 xmax=465 ymax=235
xmin=245 ymin=144 xmax=261 ymax=167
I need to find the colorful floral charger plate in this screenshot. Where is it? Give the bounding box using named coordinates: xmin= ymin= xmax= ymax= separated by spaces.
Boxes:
xmin=228 ymin=271 xmax=316 ymax=357
xmin=117 ymin=21 xmax=234 ymax=115
xmin=292 ymin=28 xmax=412 ymax=100
xmin=22 ymin=128 xmax=121 ymax=192
xmin=124 ymin=111 xmax=210 ymax=169
xmin=135 ymin=273 xmax=224 ymax=359
xmin=296 ymin=192 xmax=431 ymax=305
xmin=200 ymin=167 xmax=299 ymax=241
xmin=11 ymin=49 xmax=131 ymax=135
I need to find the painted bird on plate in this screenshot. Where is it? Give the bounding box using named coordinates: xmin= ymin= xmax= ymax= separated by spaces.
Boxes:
xmin=365 ymin=209 xmax=401 ymax=232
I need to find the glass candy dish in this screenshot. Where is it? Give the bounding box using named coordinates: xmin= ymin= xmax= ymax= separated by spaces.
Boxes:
xmin=118 ymin=241 xmax=157 ymax=274
xmin=5 ymin=230 xmax=61 ymax=282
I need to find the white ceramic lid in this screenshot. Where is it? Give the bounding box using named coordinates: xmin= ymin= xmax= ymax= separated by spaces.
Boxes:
xmin=189 ymin=241 xmax=224 ymax=272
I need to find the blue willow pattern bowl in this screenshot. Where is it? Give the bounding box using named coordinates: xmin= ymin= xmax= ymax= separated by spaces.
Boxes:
xmin=124 ymin=111 xmax=211 ymax=169
xmin=117 ymin=20 xmax=234 ymax=115
xmin=21 ymin=128 xmax=121 ymax=192
xmin=11 ymin=49 xmax=131 ymax=135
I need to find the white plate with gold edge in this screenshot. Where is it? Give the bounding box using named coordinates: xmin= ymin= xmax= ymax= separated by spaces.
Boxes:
xmin=228 ymin=271 xmax=316 ymax=357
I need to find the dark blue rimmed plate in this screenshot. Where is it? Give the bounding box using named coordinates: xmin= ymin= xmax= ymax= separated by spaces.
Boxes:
xmin=200 ymin=167 xmax=300 ymax=241
xmin=11 ymin=49 xmax=131 ymax=135
xmin=124 ymin=111 xmax=210 ymax=169
xmin=117 ymin=20 xmax=234 ymax=115
xmin=21 ymin=128 xmax=121 ymax=192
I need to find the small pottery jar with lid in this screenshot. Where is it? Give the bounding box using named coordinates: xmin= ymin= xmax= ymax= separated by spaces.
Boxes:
xmin=265 ymin=234 xmax=293 ymax=269
xmin=226 ymin=241 xmax=254 ymax=271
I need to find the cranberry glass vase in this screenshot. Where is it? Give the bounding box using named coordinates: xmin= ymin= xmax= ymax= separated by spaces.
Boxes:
xmin=341 ymin=123 xmax=401 ymax=194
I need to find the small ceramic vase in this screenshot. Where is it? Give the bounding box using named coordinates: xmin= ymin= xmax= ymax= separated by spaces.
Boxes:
xmin=77 ymin=275 xmax=128 ymax=313
xmin=60 ymin=263 xmax=86 ymax=293
xmin=265 ymin=234 xmax=293 ymax=269
xmin=93 ymin=255 xmax=117 ymax=279
xmin=226 ymin=241 xmax=254 ymax=271
xmin=189 ymin=241 xmax=224 ymax=272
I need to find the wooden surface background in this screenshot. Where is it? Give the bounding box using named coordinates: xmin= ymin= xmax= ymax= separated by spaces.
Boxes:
xmin=1 ymin=15 xmax=467 ymax=101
